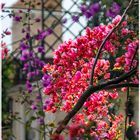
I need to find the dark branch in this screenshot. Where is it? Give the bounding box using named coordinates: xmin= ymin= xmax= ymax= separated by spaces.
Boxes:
xmin=130 ymin=45 xmax=138 ymax=69
xmin=52 ymin=66 xmax=137 ymax=137
xmin=105 ymin=83 xmax=138 ymax=89
xmin=100 ymin=66 xmax=137 ymax=87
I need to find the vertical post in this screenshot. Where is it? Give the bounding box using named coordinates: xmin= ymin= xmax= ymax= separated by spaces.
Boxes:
xmin=41 ymin=0 xmax=45 ymax=60
xmin=12 ymin=95 xmax=25 ymax=140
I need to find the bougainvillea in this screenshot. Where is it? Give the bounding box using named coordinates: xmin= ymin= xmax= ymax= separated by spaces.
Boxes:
xmin=1 ymin=41 xmax=9 ymax=59
xmin=42 ymin=15 xmax=138 ymax=139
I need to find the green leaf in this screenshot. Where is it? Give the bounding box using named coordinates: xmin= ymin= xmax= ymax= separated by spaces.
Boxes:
xmin=30 ymin=116 xmax=36 ymax=121
xmin=37 ymin=110 xmax=45 ymax=116
xmin=102 ymin=0 xmax=113 ymax=8
xmin=25 ymin=109 xmax=31 ymax=116
xmin=83 ymin=133 xmax=91 ymax=139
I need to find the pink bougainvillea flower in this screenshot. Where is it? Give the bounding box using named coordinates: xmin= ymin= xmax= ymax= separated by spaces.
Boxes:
xmin=74 ymin=71 xmax=82 ymax=82
xmin=109 ymin=92 xmax=118 ymax=99
xmin=41 ymin=15 xmax=138 ymax=139
xmin=112 ymin=15 xmax=122 ymax=25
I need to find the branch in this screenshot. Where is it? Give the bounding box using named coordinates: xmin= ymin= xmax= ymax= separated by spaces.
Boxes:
xmin=52 ymin=66 xmax=137 ymax=137
xmin=130 ymin=45 xmax=138 ymax=69
xmin=90 ymin=0 xmax=134 ymax=85
xmin=100 ymin=66 xmax=137 ymax=87
xmin=104 ymin=83 xmax=138 ymax=90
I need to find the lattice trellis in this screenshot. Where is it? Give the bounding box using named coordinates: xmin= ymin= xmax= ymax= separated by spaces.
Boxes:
xmin=41 ymin=0 xmax=88 ymax=57
xmin=3 ymin=0 xmax=98 ymax=83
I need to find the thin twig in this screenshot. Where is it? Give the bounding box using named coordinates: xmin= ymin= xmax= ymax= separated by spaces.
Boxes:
xmin=104 ymin=83 xmax=138 ymax=89
xmin=130 ymin=46 xmax=138 ymax=69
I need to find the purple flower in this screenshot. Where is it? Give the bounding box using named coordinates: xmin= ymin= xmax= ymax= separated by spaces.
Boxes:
xmin=80 ymin=3 xmax=100 ymax=19
xmin=31 ymin=58 xmax=44 ymax=68
xmin=26 ymin=33 xmax=30 ymax=39
xmin=29 ymin=51 xmax=34 ymax=57
xmin=46 ymin=28 xmax=53 ymax=35
xmin=27 ymin=71 xmax=35 ymax=79
xmin=40 ymin=61 xmax=45 ymax=67
xmin=36 ymin=31 xmax=48 ymax=40
xmin=34 ymin=60 xmax=45 ymax=68
xmin=23 ymin=63 xmax=29 ymax=70
xmin=106 ymin=2 xmax=121 ymax=18
xmin=26 ymin=81 xmax=32 ymax=93
xmin=42 ymin=74 xmax=51 ymax=87
xmin=26 ymin=81 xmax=32 ymax=88
xmin=80 ymin=4 xmax=87 ymax=13
xmin=27 ymin=70 xmax=39 ymax=79
xmin=43 ymin=74 xmax=51 ymax=80
xmin=36 ymin=28 xmax=52 ymax=40
xmin=72 ymin=15 xmax=79 ymax=22
xmin=36 ymin=95 xmax=41 ymax=102
xmin=112 ymin=2 xmax=121 ymax=14
xmin=62 ymin=18 xmax=67 ymax=24
xmin=20 ymin=42 xmax=29 ymax=50
xmin=89 ymin=2 xmax=101 ymax=15
xmin=34 ymin=58 xmax=40 ymax=64
xmin=1 ymin=3 xmax=5 ymax=9
xmin=34 ymin=58 xmax=42 ymax=67
xmin=35 ymin=18 xmax=41 ymax=22
xmin=37 ymin=46 xmax=45 ymax=53
xmin=45 ymin=98 xmax=52 ymax=105
xmin=35 ymin=70 xmax=39 ymax=75
xmin=43 ymin=81 xmax=51 ymax=88
xmin=37 ymin=117 xmax=44 ymax=125
xmin=14 ymin=16 xmax=22 ymax=22
xmin=44 ymin=98 xmax=53 ymax=110
xmin=31 ymin=104 xmax=37 ymax=110
xmin=84 ymin=11 xmax=93 ymax=19
xmin=91 ymin=136 xmax=99 ymax=140
xmin=20 ymin=51 xmax=29 ymax=61
xmin=43 ymin=105 xmax=47 ymax=110
xmin=22 ymin=28 xmax=25 ymax=33
xmin=106 ymin=9 xmax=116 ymax=18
